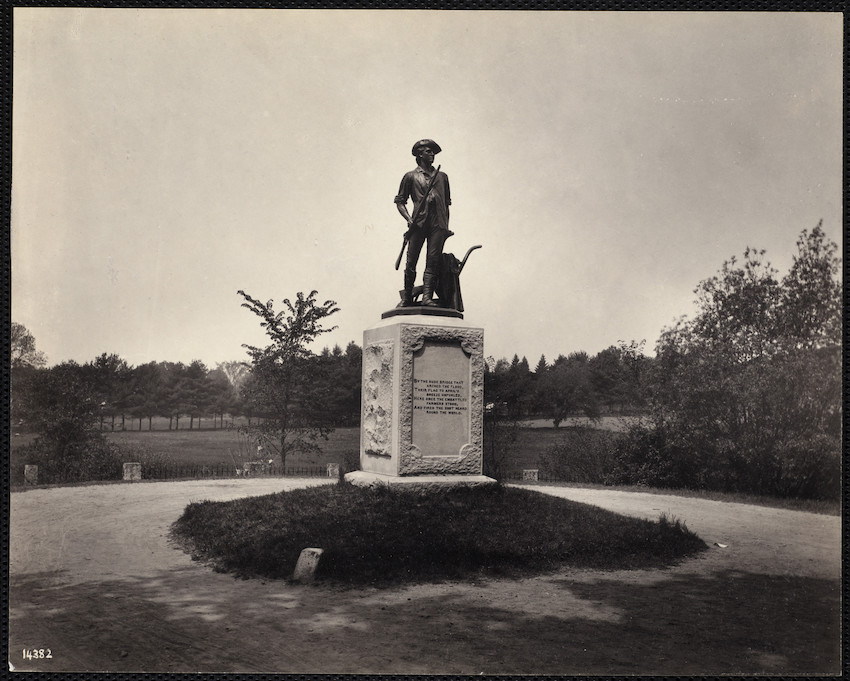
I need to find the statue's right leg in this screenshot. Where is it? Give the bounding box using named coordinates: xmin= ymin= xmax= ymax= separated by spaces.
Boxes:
xmin=400 ymin=232 xmax=425 ymax=307
xmin=398 ymin=270 xmax=416 ymax=307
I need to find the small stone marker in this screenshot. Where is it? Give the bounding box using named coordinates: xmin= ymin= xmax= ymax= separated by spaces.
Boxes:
xmin=522 ymin=469 xmax=539 ymax=481
xmin=243 ymin=461 xmax=268 ymax=477
xmin=123 ymin=462 xmax=142 ymax=481
xmin=293 ymin=548 xmax=323 ymax=583
xmin=326 ymin=463 xmax=340 ymax=478
xmin=24 ymin=465 xmax=38 ymax=486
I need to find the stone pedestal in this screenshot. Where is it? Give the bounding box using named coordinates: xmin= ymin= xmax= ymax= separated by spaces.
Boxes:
xmin=346 ymin=313 xmax=495 ymax=488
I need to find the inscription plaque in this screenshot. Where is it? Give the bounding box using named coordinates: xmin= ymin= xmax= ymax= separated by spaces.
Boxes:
xmin=411 ymin=341 xmax=470 ymax=457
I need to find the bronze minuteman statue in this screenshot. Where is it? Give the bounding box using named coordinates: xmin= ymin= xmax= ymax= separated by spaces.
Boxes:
xmin=394 ymin=139 xmax=453 ymax=307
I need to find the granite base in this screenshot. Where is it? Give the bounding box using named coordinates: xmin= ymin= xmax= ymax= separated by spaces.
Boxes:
xmin=345 ymin=470 xmax=497 ymax=492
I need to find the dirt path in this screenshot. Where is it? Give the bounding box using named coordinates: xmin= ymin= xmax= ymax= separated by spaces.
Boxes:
xmin=9 ymin=479 xmax=841 ymax=674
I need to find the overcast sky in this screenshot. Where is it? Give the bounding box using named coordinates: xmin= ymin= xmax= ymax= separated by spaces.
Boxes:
xmin=12 ymin=9 xmax=843 ymax=369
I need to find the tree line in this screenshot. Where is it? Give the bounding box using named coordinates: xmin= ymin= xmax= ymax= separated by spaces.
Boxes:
xmin=11 ymin=333 xmax=646 ymax=436
xmin=11 ymin=344 xmax=362 ymax=434
xmin=485 ymin=339 xmax=648 ymax=424
xmin=11 ymin=223 xmax=840 ymax=499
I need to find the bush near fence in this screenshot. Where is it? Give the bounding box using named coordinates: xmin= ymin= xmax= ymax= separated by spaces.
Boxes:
xmin=511 ymin=421 xmax=840 ymax=502
xmin=142 ymin=463 xmax=328 ymax=480
xmin=11 ymin=438 xmax=126 ymax=487
xmin=532 ymin=427 xmax=621 ymax=485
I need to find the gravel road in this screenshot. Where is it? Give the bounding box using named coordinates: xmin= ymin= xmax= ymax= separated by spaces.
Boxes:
xmin=9 ymin=479 xmax=841 ymax=674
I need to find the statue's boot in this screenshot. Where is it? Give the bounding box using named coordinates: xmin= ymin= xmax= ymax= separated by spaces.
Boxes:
xmin=421 ymin=274 xmax=439 ymax=307
xmin=397 ymin=272 xmax=415 ymax=307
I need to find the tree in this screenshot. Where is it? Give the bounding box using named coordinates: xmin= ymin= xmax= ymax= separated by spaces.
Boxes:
xmin=126 ymin=361 xmax=163 ymax=430
xmin=341 ymin=341 xmax=364 ymax=425
xmin=11 ymin=322 xmax=47 ymax=368
xmin=217 ymin=360 xmax=250 ymax=392
xmin=86 ymin=353 xmax=133 ymax=430
xmin=483 ymin=356 xmax=520 ymax=480
xmin=778 ymin=221 xmax=841 ymax=349
xmin=616 ymin=339 xmax=648 ymax=400
xmin=588 ymin=347 xmax=623 ymax=413
xmin=183 ymin=360 xmax=211 ymax=430
xmin=533 ymin=355 xmax=548 ymax=376
xmin=10 ymin=323 xmax=48 ymax=428
xmin=314 ymin=341 xmax=362 ymax=427
xmin=237 ymin=289 xmax=340 ymax=470
xmin=588 ymin=341 xmax=648 ymax=414
xmin=620 ymin=224 xmax=841 ymax=499
xmin=16 ymin=361 xmax=123 ymax=483
xmin=215 ymin=360 xmax=251 ymax=427
xmin=206 ymin=367 xmax=238 ymax=428
xmin=485 ymin=355 xmax=533 ymax=420
xmin=690 ymin=247 xmax=781 ymax=362
xmin=535 ymin=352 xmax=600 ymax=427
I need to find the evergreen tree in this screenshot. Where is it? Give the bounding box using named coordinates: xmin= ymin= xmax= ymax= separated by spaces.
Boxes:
xmin=533 ymin=355 xmax=548 ymax=375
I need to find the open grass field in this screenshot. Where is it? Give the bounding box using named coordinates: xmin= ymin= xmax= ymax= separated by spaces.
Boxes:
xmin=11 ymin=417 xmax=626 ymax=466
xmin=509 ymin=426 xmax=613 ymax=471
xmin=104 ymin=427 xmax=361 ymax=467
xmin=11 ymin=419 xmax=839 ymax=515
xmin=520 ymin=416 xmax=638 ymax=431
xmin=10 ymin=424 xmax=361 ymax=469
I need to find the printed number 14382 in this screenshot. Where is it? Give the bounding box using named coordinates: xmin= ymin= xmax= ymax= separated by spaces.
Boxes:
xmin=22 ymin=649 xmax=52 ymax=660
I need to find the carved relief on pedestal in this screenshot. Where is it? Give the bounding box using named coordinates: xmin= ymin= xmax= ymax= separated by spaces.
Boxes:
xmin=362 ymin=340 xmax=394 ymax=457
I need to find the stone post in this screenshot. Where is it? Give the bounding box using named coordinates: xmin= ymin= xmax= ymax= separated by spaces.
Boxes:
xmin=24 ymin=465 xmax=38 ymax=486
xmin=293 ymin=548 xmax=323 ymax=583
xmin=123 ymin=462 xmax=142 ymax=481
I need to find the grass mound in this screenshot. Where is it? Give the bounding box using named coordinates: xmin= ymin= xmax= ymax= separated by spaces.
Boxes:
xmin=172 ymin=482 xmax=708 ymax=586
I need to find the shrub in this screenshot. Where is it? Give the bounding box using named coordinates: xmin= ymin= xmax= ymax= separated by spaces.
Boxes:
xmin=773 ymin=434 xmax=841 ymax=500
xmin=18 ymin=425 xmax=124 ymax=485
xmin=538 ymin=426 xmax=620 ymax=483
xmin=339 ymin=449 xmax=360 ymax=477
xmin=610 ymin=418 xmax=841 ymax=501
xmin=608 ymin=419 xmax=678 ymax=488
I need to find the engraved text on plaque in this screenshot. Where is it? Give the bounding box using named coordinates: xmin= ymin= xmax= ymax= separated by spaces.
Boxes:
xmin=411 ymin=341 xmax=470 ymax=457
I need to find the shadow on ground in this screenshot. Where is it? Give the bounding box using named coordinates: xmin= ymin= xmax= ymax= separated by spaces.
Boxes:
xmin=9 ymin=568 xmax=840 ymax=674
xmin=549 ymin=569 xmax=840 ymax=675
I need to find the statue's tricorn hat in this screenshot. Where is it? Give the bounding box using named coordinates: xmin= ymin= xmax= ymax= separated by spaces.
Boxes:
xmin=411 ymin=139 xmax=442 ymax=155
